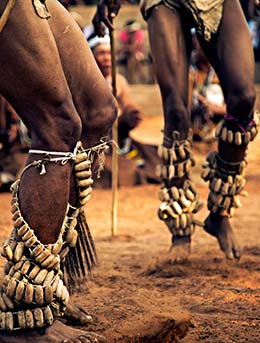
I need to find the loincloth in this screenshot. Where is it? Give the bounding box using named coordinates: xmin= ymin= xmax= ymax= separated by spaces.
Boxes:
xmin=140 ymin=0 xmax=225 ymax=41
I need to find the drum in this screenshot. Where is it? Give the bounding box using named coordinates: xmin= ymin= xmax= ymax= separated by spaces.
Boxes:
xmin=130 ymin=114 xmax=163 ymax=146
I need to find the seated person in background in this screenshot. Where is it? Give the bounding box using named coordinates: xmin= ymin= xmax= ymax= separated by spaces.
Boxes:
xmin=87 ymin=30 xmax=142 ymax=149
xmin=117 ymin=19 xmax=146 ymax=83
xmin=86 ymin=30 xmax=160 ymax=186
xmin=117 ymin=19 xmax=145 ymax=65
xmin=87 ymin=30 xmax=143 ymax=186
xmin=0 ymin=95 xmax=29 ymax=191
xmin=189 ymin=32 xmax=227 ymax=142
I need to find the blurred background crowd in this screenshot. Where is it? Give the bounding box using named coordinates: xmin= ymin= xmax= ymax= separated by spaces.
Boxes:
xmin=1 ymin=0 xmax=260 ymax=191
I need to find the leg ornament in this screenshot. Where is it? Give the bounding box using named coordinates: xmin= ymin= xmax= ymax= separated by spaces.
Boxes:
xmin=202 ymin=113 xmax=259 ymax=216
xmin=157 ymin=130 xmax=203 ymax=237
xmin=0 ymin=181 xmax=67 ymax=331
xmin=58 ymin=140 xmax=109 ymax=292
xmin=61 ymin=141 xmax=109 ymax=291
xmin=0 ymin=140 xmax=109 ymax=331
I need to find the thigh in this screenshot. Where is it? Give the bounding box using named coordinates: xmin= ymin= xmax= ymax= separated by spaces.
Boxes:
xmin=147 ymin=4 xmax=192 ymax=135
xmin=47 ymin=0 xmax=114 ymax=120
xmin=0 ymin=0 xmax=74 ymax=120
xmin=0 ymin=0 xmax=82 ymax=153
xmin=148 ymin=5 xmax=192 ymax=102
xmin=198 ymin=0 xmax=255 ymax=100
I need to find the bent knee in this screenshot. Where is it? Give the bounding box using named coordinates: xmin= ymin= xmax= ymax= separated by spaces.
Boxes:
xmin=84 ymin=96 xmax=118 ymax=133
xmin=30 ymin=100 xmax=82 ymax=151
xmin=227 ymin=87 xmax=256 ymax=120
xmin=101 ymin=96 xmax=118 ymax=130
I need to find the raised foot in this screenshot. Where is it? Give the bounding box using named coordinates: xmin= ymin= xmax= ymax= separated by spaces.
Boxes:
xmin=62 ymin=303 xmax=93 ymax=326
xmin=0 ymin=320 xmax=106 ymax=343
xmin=166 ymin=235 xmax=191 ymax=263
xmin=204 ymin=213 xmax=241 ymax=260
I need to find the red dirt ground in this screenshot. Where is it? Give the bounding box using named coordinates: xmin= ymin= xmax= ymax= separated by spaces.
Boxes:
xmin=0 ymin=83 xmax=260 ymax=342
xmin=0 ymin=4 xmax=260 ymax=341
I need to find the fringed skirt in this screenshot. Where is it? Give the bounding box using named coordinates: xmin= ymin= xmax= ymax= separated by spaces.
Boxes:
xmin=140 ymin=0 xmax=225 ymax=41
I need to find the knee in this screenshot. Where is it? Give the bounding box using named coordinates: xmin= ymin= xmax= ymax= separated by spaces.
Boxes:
xmin=57 ymin=103 xmax=82 ymax=149
xmin=163 ymin=95 xmax=190 ymax=137
xmin=100 ymin=96 xmax=118 ymax=131
xmin=227 ymin=86 xmax=256 ymax=121
xmin=30 ymin=98 xmax=82 ymax=151
xmin=83 ymin=95 xmax=118 ymax=135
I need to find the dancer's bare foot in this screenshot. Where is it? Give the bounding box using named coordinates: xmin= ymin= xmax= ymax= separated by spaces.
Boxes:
xmin=166 ymin=235 xmax=191 ymax=263
xmin=204 ymin=213 xmax=241 ymax=259
xmin=159 ymin=210 xmax=192 ymax=263
xmin=63 ymin=303 xmax=93 ymax=326
xmin=0 ymin=320 xmax=106 ymax=343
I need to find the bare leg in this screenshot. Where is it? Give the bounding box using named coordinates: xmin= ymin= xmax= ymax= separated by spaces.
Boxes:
xmin=0 ymin=0 xmax=79 ymax=246
xmin=47 ymin=0 xmax=117 ymax=150
xmin=147 ymin=5 xmax=191 ymax=139
xmin=198 ymin=0 xmax=256 ymax=259
xmin=0 ymin=0 xmax=114 ymax=341
xmin=147 ymin=5 xmax=201 ymax=261
xmin=47 ymin=1 xmax=117 ymax=210
xmin=47 ymin=4 xmax=117 ymax=324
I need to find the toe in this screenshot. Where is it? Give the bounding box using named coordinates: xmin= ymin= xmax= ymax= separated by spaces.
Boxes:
xmin=225 ymin=249 xmax=234 ymax=260
xmin=78 ymin=337 xmax=91 ymax=343
xmin=83 ymin=333 xmax=106 ymax=343
xmin=223 ymin=239 xmax=241 ymax=260
xmin=232 ymin=245 xmax=241 ymax=260
xmin=71 ymin=339 xmax=82 ymax=343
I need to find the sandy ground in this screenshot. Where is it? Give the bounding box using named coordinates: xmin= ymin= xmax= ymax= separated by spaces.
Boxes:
xmin=0 ymin=5 xmax=259 ymax=341
xmin=0 ymin=83 xmax=260 ymax=342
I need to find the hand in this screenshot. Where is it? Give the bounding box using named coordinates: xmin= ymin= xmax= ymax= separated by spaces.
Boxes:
xmin=197 ymin=94 xmax=214 ymax=117
xmin=120 ymin=106 xmax=142 ymax=130
xmin=118 ymin=107 xmax=142 ymax=144
xmin=92 ymin=0 xmax=121 ymax=36
xmin=197 ymin=94 xmax=207 ymax=107
xmin=8 ymin=123 xmax=19 ymax=144
xmin=255 ymin=0 xmax=260 ymax=10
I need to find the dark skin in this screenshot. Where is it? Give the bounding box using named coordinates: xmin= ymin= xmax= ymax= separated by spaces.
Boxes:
xmin=148 ymin=0 xmax=255 ymax=261
xmin=0 ymin=0 xmax=117 ymax=341
xmin=94 ymin=0 xmax=256 ymax=260
xmin=193 ymin=0 xmax=255 ymax=259
xmin=91 ymin=42 xmax=142 ymax=145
